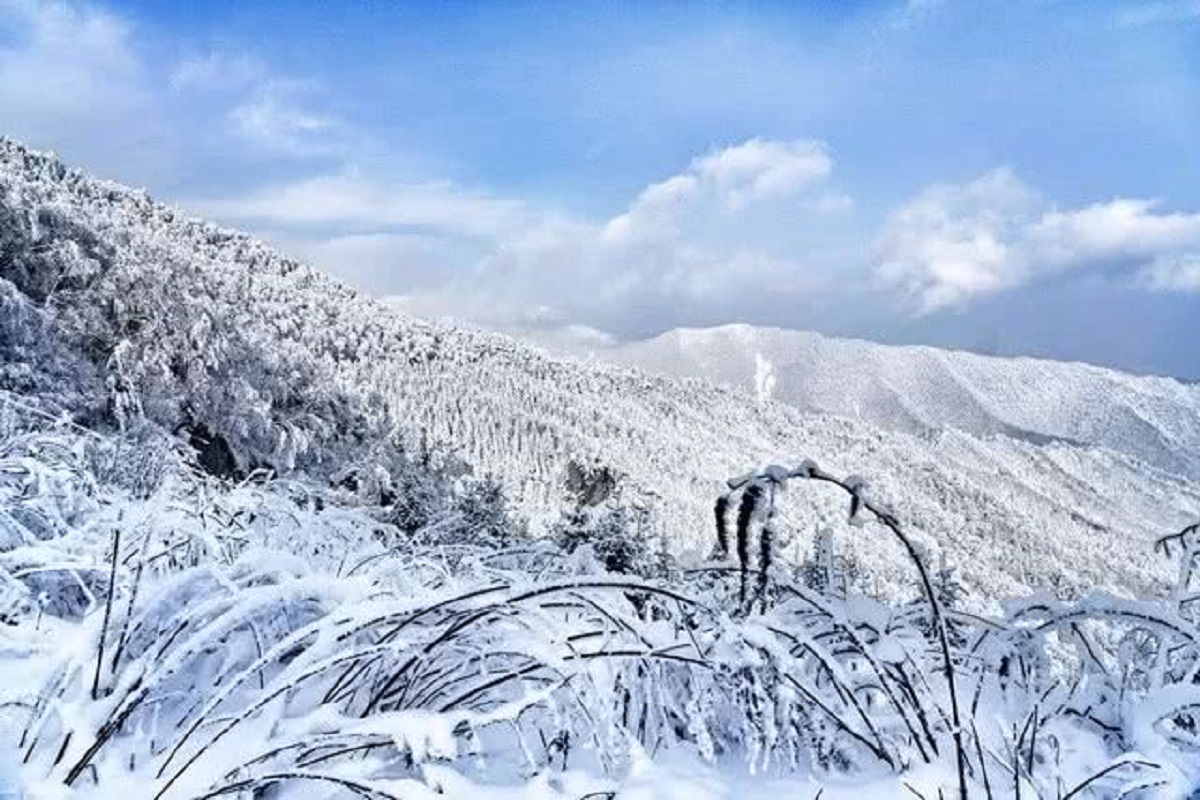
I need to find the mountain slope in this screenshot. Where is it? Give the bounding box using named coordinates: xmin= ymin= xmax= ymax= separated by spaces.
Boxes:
xmin=542 ymin=323 xmax=1200 ymax=482
xmin=2 ymin=137 xmax=1197 ymax=604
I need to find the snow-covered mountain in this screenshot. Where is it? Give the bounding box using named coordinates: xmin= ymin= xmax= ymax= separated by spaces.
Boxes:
xmin=2 ymin=137 xmax=1198 ymax=603
xmin=8 ymin=136 xmax=1200 ymax=797
xmin=536 ymin=323 xmax=1200 ymax=482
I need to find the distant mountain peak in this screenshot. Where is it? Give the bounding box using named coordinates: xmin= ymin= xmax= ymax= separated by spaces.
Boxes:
xmin=536 ymin=322 xmax=1200 ymax=482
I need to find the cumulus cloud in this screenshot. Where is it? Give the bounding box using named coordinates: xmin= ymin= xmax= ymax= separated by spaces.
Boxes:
xmin=606 ymin=138 xmax=839 ymax=241
xmin=196 ymin=138 xmax=851 ymax=332
xmin=691 ymin=138 xmax=833 ymax=210
xmin=515 ymin=152 xmax=833 ymax=325
xmin=874 ymin=169 xmax=1038 ymax=313
xmin=1030 ymin=200 xmax=1200 ymax=266
xmin=875 ymin=168 xmax=1200 ymax=313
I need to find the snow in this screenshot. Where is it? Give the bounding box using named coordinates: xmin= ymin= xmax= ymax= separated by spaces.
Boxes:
xmin=547 ymin=322 xmax=1200 ymax=481
xmin=1 ymin=138 xmax=1198 ymax=604
xmin=3 ymin=136 xmax=1200 ymax=797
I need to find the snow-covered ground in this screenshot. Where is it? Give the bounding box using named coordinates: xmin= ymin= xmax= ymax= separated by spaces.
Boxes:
xmin=4 ymin=137 xmax=1200 ymax=797
xmin=3 ymin=412 xmax=1200 ymax=798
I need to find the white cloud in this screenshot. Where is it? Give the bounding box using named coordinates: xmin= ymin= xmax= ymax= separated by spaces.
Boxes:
xmin=229 ymin=88 xmax=341 ymax=154
xmin=1140 ymin=253 xmax=1200 ymax=293
xmin=692 ymin=138 xmax=832 ymax=210
xmin=606 ymin=138 xmax=837 ymax=242
xmin=875 ymin=168 xmax=1200 ymax=313
xmin=198 ymin=138 xmax=847 ymax=332
xmin=189 ymin=173 xmax=528 ymax=240
xmin=604 ymin=174 xmax=700 ymax=244
xmin=396 ymin=140 xmax=843 ymax=330
xmin=1030 ymin=199 xmax=1200 ymax=266
xmin=0 ymin=0 xmax=154 ymax=164
xmin=874 ymin=169 xmax=1039 ymax=313
xmin=0 ymin=2 xmax=348 ymax=176
xmin=169 ymin=51 xmax=345 ymax=156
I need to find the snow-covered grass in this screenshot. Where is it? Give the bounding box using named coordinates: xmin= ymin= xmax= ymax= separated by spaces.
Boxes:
xmin=3 ymin=408 xmax=1200 ymax=799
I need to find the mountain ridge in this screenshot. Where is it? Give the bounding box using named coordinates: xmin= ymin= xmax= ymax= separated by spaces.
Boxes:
xmin=531 ymin=321 xmax=1200 ymax=482
xmin=2 ymin=135 xmax=1198 ymax=605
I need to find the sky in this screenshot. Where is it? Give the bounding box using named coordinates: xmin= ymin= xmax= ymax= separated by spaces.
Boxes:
xmin=1 ymin=0 xmax=1199 ymax=378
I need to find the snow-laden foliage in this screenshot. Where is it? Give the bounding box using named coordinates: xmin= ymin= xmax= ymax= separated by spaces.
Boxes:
xmin=3 ymin=136 xmax=1199 ymax=602
xmin=4 ymin=410 xmax=1200 ymax=798
xmin=4 ymin=135 xmax=1200 ymax=797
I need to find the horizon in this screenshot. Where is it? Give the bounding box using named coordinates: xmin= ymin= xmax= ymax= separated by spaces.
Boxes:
xmin=2 ymin=0 xmax=1198 ymax=379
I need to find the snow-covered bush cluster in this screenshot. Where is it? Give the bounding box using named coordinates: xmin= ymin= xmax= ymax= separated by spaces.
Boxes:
xmin=3 ymin=402 xmax=1200 ymax=798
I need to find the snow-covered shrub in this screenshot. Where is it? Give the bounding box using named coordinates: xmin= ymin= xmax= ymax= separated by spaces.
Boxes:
xmin=552 ymin=503 xmax=664 ymax=577
xmin=563 ymin=459 xmax=621 ymax=508
xmin=6 ymin=404 xmax=1200 ymax=798
xmin=6 ymin=452 xmax=693 ymax=796
xmin=0 ymin=280 xmax=99 ymax=411
xmin=551 ymin=459 xmax=665 ymax=578
xmin=703 ymin=461 xmax=1200 ymax=797
xmin=799 ymin=528 xmax=865 ymax=600
xmin=2 ymin=173 xmax=388 ymax=480
xmin=444 ymin=478 xmax=524 ymax=548
xmin=81 ymin=421 xmax=178 ymax=500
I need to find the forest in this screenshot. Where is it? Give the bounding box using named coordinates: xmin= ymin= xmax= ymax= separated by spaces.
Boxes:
xmin=2 ymin=137 xmax=1200 ymax=798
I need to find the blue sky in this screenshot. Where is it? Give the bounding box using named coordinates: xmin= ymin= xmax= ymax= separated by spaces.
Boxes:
xmin=2 ymin=0 xmax=1199 ymax=377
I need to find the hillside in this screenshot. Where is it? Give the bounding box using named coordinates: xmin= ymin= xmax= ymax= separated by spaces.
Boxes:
xmin=2 ymin=137 xmax=1198 ymax=603
xmin=535 ymin=323 xmax=1200 ymax=482
xmin=5 ymin=136 xmax=1200 ymax=798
